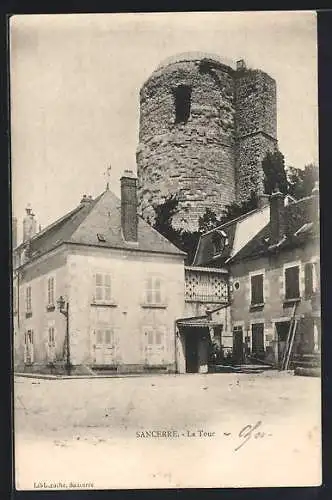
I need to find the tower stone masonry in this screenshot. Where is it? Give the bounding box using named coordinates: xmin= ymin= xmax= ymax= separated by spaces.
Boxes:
xmin=136 ymin=52 xmax=278 ymax=231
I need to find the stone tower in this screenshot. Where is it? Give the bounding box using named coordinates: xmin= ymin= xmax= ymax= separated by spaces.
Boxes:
xmin=136 ymin=52 xmax=277 ymax=231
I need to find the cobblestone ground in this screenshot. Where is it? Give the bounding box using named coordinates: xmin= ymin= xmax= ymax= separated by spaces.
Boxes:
xmin=14 ymin=371 xmax=321 ymax=490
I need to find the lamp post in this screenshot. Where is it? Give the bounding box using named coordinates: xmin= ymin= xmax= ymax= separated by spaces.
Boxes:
xmin=56 ymin=295 xmax=71 ymax=375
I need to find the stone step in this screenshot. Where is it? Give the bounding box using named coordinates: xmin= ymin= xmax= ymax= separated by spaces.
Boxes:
xmin=294 ymin=367 xmax=321 ymax=378
xmin=292 ymin=360 xmax=321 ymax=368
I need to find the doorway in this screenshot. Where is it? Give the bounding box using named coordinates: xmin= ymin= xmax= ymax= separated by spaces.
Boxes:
xmin=275 ymin=321 xmax=290 ymax=365
xmin=233 ymin=326 xmax=244 ymax=365
xmin=94 ymin=328 xmax=117 ymax=365
xmin=252 ymin=323 xmax=265 ymax=360
xmin=185 ymin=331 xmax=199 ymax=373
xmin=24 ymin=330 xmax=34 ymax=364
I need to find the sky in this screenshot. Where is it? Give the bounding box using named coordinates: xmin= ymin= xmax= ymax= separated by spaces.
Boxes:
xmin=10 ymin=11 xmax=318 ymax=242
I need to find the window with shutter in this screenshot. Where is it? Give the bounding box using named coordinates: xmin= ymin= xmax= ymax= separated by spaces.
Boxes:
xmin=26 ymin=286 xmax=32 ymax=312
xmin=104 ymin=275 xmax=111 ymax=301
xmin=28 ymin=330 xmax=33 ymax=343
xmin=155 ymin=331 xmax=162 ymax=345
xmin=94 ymin=273 xmax=112 ymax=303
xmin=144 ymin=276 xmax=164 ymax=305
xmin=250 ymin=274 xmax=264 ymax=305
xmin=285 ymin=265 xmax=300 ymax=299
xmin=104 ymin=329 xmax=112 ymax=344
xmin=304 ymin=262 xmax=314 ymax=298
xmin=147 ymin=330 xmax=154 ymax=345
xmin=48 ymin=326 xmax=56 ymax=344
xmin=96 ymin=330 xmax=103 ymax=344
xmin=47 ymin=276 xmax=55 ymax=307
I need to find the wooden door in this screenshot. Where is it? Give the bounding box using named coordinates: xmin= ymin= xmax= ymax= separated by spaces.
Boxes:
xmin=252 ymin=323 xmax=265 ymax=360
xmin=24 ymin=330 xmax=34 ymax=364
xmin=95 ymin=328 xmax=116 ymax=365
xmin=276 ymin=321 xmax=290 ymax=365
xmin=185 ymin=331 xmax=199 ymax=373
xmin=144 ymin=328 xmax=165 ymax=366
xmin=47 ymin=326 xmax=56 ymax=363
xmin=233 ymin=326 xmax=244 ymax=365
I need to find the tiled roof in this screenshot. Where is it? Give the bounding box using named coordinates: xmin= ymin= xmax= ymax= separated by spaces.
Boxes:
xmin=193 ymin=194 xmax=319 ymax=267
xmin=17 ymin=190 xmax=185 ymax=262
xmin=231 ymin=195 xmax=319 ymax=263
xmin=193 ymin=207 xmax=268 ymax=267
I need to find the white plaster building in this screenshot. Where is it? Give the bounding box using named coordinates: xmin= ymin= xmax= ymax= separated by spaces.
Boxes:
xmin=12 ymin=171 xmax=186 ymax=375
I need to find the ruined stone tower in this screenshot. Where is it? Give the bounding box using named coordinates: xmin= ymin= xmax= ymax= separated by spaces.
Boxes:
xmin=136 ymin=52 xmax=277 ymax=231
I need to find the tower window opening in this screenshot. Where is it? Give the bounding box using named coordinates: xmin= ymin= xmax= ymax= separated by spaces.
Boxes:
xmin=173 ymin=85 xmax=192 ymax=124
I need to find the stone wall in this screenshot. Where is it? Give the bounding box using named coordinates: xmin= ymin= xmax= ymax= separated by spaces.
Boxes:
xmin=235 ymin=133 xmax=278 ymax=201
xmin=137 ymin=57 xmax=236 ymax=231
xmin=235 ymin=68 xmax=278 ymax=201
xmin=137 ymin=55 xmax=278 ymax=230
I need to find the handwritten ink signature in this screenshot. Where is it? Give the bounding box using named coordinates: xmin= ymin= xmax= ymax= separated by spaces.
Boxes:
xmin=234 ymin=420 xmax=270 ymax=451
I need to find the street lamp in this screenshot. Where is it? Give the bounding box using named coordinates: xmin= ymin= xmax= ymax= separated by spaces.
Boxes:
xmin=56 ymin=295 xmax=71 ymax=375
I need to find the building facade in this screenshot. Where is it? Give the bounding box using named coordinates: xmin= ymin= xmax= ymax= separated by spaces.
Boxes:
xmin=137 ymin=52 xmax=277 ymax=230
xmin=13 ymin=172 xmax=186 ymax=375
xmin=193 ymin=185 xmax=321 ymax=368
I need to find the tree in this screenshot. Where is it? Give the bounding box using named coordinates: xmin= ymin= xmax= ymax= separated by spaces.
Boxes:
xmin=198 ymin=208 xmax=220 ymax=233
xmin=219 ymin=191 xmax=258 ymax=224
xmin=151 ymin=191 xmax=258 ymax=263
xmin=197 ymin=191 xmax=259 ymax=234
xmin=262 ymin=150 xmax=288 ymax=194
xmin=153 ymin=194 xmax=179 ymax=240
xmin=286 ymin=163 xmax=319 ymax=199
xmin=151 ymin=194 xmax=200 ymax=265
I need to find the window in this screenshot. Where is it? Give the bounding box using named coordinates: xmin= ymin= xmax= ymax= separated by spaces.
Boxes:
xmin=24 ymin=329 xmax=34 ymax=363
xmin=155 ymin=331 xmax=163 ymax=345
xmin=173 ymin=85 xmax=191 ymax=124
xmin=25 ymin=329 xmax=33 ymax=344
xmin=48 ymin=326 xmax=55 ymax=343
xmin=26 ymin=285 xmax=32 ymax=312
xmin=304 ymin=262 xmax=314 ymax=297
xmin=285 ymin=265 xmax=300 ymax=300
xmin=146 ymin=328 xmax=164 ymax=346
xmin=96 ymin=328 xmax=114 ymax=345
xmin=304 ymin=261 xmax=319 ymax=298
xmin=145 ymin=276 xmax=163 ymax=305
xmin=47 ymin=277 xmax=55 ymax=306
xmin=94 ymin=273 xmax=112 ymax=302
xmin=104 ymin=329 xmax=112 ymax=344
xmin=250 ymin=273 xmax=264 ymax=305
xmin=212 ymin=231 xmax=227 ymax=255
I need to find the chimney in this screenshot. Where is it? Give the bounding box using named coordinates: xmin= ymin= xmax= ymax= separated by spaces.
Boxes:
xmin=270 ymin=187 xmax=285 ymax=244
xmin=23 ymin=204 xmax=37 ymax=242
xmin=80 ymin=194 xmax=93 ymax=206
xmin=120 ymin=170 xmax=138 ymax=242
xmin=257 ymin=194 xmax=270 ymax=209
xmin=236 ymin=59 xmax=246 ymax=71
xmin=12 ymin=217 xmax=17 ymax=249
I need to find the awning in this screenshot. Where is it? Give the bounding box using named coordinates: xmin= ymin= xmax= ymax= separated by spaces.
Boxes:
xmin=177 ymin=317 xmax=221 ymax=328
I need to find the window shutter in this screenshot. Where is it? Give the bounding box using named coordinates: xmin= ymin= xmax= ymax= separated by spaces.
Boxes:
xmin=304 ymin=263 xmax=313 ymax=297
xmin=154 ymin=277 xmax=161 ymax=304
xmin=285 ymin=266 xmax=300 ymax=299
xmin=95 ymin=273 xmax=103 ymax=301
xmin=251 ymin=274 xmax=263 ymax=304
xmin=104 ymin=274 xmax=111 ymax=301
